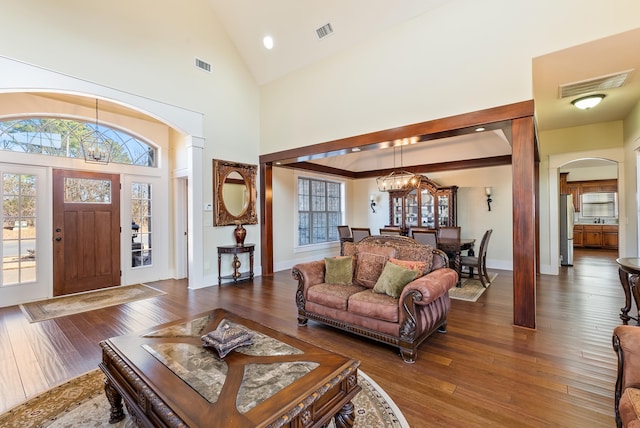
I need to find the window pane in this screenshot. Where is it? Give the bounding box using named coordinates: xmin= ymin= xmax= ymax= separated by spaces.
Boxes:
xmin=2 ymin=173 xmax=37 ymax=286
xmin=0 ymin=118 xmax=157 ymax=167
xmin=297 ymin=177 xmax=342 ymax=246
xmin=64 ymin=178 xmax=111 ymax=203
xmin=132 ymin=183 xmax=152 ymax=268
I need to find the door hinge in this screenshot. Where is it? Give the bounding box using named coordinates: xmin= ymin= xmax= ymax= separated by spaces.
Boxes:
xmin=120 ymin=270 xmax=122 ymax=277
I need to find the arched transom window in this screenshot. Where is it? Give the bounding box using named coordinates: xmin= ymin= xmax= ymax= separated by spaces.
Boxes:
xmin=0 ymin=118 xmax=156 ymax=167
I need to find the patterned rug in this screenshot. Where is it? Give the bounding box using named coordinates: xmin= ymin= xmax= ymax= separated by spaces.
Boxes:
xmin=0 ymin=369 xmax=410 ymax=428
xmin=448 ymin=273 xmax=497 ymax=302
xmin=19 ymin=284 xmax=166 ymax=323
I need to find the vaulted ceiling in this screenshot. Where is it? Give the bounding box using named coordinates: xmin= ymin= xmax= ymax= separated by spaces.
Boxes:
xmin=209 ymin=2 xmax=640 ymax=172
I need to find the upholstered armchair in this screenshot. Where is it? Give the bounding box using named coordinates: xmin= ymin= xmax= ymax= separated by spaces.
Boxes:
xmin=613 ymin=325 xmax=640 ymax=427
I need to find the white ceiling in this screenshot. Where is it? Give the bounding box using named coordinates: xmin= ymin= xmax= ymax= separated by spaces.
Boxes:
xmin=209 ymin=2 xmax=640 ymax=170
xmin=209 ymin=0 xmax=451 ymax=85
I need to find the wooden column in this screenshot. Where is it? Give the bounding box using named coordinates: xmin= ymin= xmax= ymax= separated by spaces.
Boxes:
xmin=260 ymin=162 xmax=274 ymax=276
xmin=512 ymin=117 xmax=537 ymax=329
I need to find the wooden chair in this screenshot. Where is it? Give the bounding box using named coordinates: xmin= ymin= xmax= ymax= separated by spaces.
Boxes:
xmin=337 ymin=225 xmax=353 ymax=255
xmin=412 ymin=229 xmax=438 ymax=247
xmin=337 ymin=225 xmax=352 ymax=240
xmin=379 ymin=227 xmax=402 ymax=236
xmin=438 ymin=226 xmax=461 ymax=240
xmin=461 ymin=229 xmax=493 ymax=287
xmin=351 ymin=227 xmax=371 ymax=243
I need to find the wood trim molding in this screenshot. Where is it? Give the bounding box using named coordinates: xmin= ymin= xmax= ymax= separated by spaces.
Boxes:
xmin=259 ymin=101 xmax=534 ymax=165
xmin=259 ymin=100 xmax=537 ymax=328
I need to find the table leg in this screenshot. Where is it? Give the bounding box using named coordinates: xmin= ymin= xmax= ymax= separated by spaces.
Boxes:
xmin=232 ymin=255 xmax=241 ymax=282
xmin=218 ymin=253 xmax=222 ymax=286
xmin=104 ymin=377 xmax=126 ymax=424
xmin=249 ymin=250 xmax=254 ymax=280
xmin=333 ymin=401 xmax=356 ymax=428
xmin=631 ymin=274 xmax=640 ymax=325
xmin=454 ymin=250 xmax=462 ymax=287
xmin=619 ymin=268 xmax=633 ymax=324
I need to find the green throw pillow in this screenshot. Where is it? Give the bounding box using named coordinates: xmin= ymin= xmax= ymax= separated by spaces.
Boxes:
xmin=373 ymin=261 xmax=419 ymax=298
xmin=324 ymin=256 xmax=353 ymax=285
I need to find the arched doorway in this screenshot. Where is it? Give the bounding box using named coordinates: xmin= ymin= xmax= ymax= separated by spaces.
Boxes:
xmin=548 ymin=149 xmax=624 ymax=275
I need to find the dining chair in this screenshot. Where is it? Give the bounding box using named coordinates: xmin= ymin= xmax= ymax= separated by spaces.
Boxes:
xmin=412 ymin=229 xmax=438 ymax=247
xmin=379 ymin=227 xmax=402 ymax=236
xmin=438 ymin=226 xmax=461 ymax=240
xmin=337 ymin=225 xmax=352 ymax=239
xmin=351 ymin=227 xmax=371 ymax=243
xmin=461 ymin=229 xmax=493 ymax=287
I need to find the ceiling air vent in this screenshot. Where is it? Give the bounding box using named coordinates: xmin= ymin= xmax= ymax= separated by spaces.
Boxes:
xmin=559 ymin=69 xmax=633 ymax=98
xmin=195 ymin=58 xmax=211 ymax=73
xmin=315 ymin=23 xmax=334 ymax=40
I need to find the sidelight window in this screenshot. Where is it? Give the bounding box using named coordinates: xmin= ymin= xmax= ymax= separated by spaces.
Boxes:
xmin=131 ymin=182 xmax=152 ymax=267
xmin=2 ymin=173 xmax=37 ymax=285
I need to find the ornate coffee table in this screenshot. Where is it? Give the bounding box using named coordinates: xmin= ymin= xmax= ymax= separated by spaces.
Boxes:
xmin=99 ymin=308 xmax=360 ymax=427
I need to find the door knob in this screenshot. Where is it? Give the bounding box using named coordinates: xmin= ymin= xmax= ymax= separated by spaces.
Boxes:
xmin=55 ymin=237 xmax=62 ymax=241
xmin=55 ymin=228 xmax=61 ymax=232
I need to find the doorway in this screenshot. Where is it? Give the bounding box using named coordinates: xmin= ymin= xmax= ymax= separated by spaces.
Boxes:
xmin=549 ymin=151 xmax=623 ymax=275
xmin=52 ymin=169 xmax=121 ymax=296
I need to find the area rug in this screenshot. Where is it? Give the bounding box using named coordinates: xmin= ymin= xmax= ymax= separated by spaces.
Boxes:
xmin=0 ymin=369 xmax=410 ymax=428
xmin=19 ymin=284 xmax=166 ymax=323
xmin=448 ymin=273 xmax=497 ymax=302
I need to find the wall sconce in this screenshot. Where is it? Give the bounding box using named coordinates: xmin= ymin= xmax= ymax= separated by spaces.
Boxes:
xmin=485 ymin=187 xmax=493 ymax=211
xmin=370 ymin=194 xmax=377 ymax=213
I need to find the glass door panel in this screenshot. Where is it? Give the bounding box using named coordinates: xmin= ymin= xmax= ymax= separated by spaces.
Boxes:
xmin=421 ymin=190 xmax=434 ymax=228
xmin=404 ymin=190 xmax=418 ymax=227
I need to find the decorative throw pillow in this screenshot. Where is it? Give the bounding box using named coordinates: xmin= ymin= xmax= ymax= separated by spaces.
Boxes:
xmin=324 ymin=256 xmax=353 ymax=285
xmin=353 ymin=246 xmax=396 ymax=288
xmin=373 ymin=261 xmax=419 ymax=298
xmin=389 ymin=258 xmax=427 ymax=276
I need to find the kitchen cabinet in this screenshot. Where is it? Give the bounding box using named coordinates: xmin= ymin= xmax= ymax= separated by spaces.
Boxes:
xmin=573 ymin=225 xmax=583 ymax=247
xmin=560 ymin=177 xmax=617 ymax=213
xmin=575 ymin=224 xmax=618 ymax=250
xmin=602 ymin=225 xmax=619 ymax=249
xmin=567 ymin=183 xmax=581 ymax=212
xmin=388 ymin=176 xmax=457 ymax=233
xmin=583 ymin=226 xmax=602 ymax=247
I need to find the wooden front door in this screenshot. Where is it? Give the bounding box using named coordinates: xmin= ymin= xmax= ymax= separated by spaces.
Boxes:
xmin=53 ymin=169 xmax=120 ymax=296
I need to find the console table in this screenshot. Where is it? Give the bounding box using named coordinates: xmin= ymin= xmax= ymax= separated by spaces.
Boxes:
xmin=617 ymin=257 xmax=640 ymax=325
xmin=218 ymin=244 xmax=254 ymax=285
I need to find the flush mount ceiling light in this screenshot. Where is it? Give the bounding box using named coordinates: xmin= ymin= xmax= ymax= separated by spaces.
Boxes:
xmin=571 ymin=94 xmax=605 ymax=110
xmin=263 ymin=35 xmax=274 ymax=50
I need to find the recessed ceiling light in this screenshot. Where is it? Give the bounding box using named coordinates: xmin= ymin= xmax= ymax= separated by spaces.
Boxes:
xmin=351 ymin=147 xmax=361 ymax=152
xmin=475 ymin=127 xmax=485 ymax=132
xmin=263 ymin=35 xmax=274 ymax=50
xmin=571 ymin=94 xmax=605 ymax=110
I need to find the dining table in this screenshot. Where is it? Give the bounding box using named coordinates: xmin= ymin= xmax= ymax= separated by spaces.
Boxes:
xmin=437 ymin=238 xmax=476 ymax=287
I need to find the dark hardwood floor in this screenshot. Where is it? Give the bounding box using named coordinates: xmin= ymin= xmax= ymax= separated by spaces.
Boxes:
xmin=0 ymin=248 xmax=624 ymax=426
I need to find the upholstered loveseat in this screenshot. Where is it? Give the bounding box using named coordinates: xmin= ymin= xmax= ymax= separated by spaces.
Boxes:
xmin=613 ymin=325 xmax=640 ymax=427
xmin=292 ymin=235 xmax=458 ymax=363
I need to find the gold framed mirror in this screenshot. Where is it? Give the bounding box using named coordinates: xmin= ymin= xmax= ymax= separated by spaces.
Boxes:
xmin=213 ymin=159 xmax=258 ymax=226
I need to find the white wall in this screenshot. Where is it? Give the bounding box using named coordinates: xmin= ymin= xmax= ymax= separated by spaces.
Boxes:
xmin=0 ymin=0 xmax=261 ymax=288
xmin=261 ymin=0 xmax=640 ymax=274
xmin=260 ymin=0 xmax=640 ymax=155
xmin=273 ymin=165 xmax=513 ymax=272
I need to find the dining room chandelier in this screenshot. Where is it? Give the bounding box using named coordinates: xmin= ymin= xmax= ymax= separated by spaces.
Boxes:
xmin=376 ymin=143 xmax=422 ymax=192
xmin=81 ymin=99 xmax=113 ymax=164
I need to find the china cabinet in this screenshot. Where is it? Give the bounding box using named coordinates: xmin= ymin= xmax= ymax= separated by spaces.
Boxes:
xmin=387 ymin=176 xmax=457 ymax=234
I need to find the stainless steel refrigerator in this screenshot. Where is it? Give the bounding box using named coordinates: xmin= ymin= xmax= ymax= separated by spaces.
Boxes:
xmin=560 ymin=194 xmax=574 ymax=266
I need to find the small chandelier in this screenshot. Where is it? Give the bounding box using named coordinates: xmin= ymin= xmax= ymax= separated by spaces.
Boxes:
xmin=376 ymin=170 xmax=421 ymax=192
xmin=81 ymin=99 xmax=113 ymax=164
xmin=376 ymin=143 xmax=422 ymax=192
